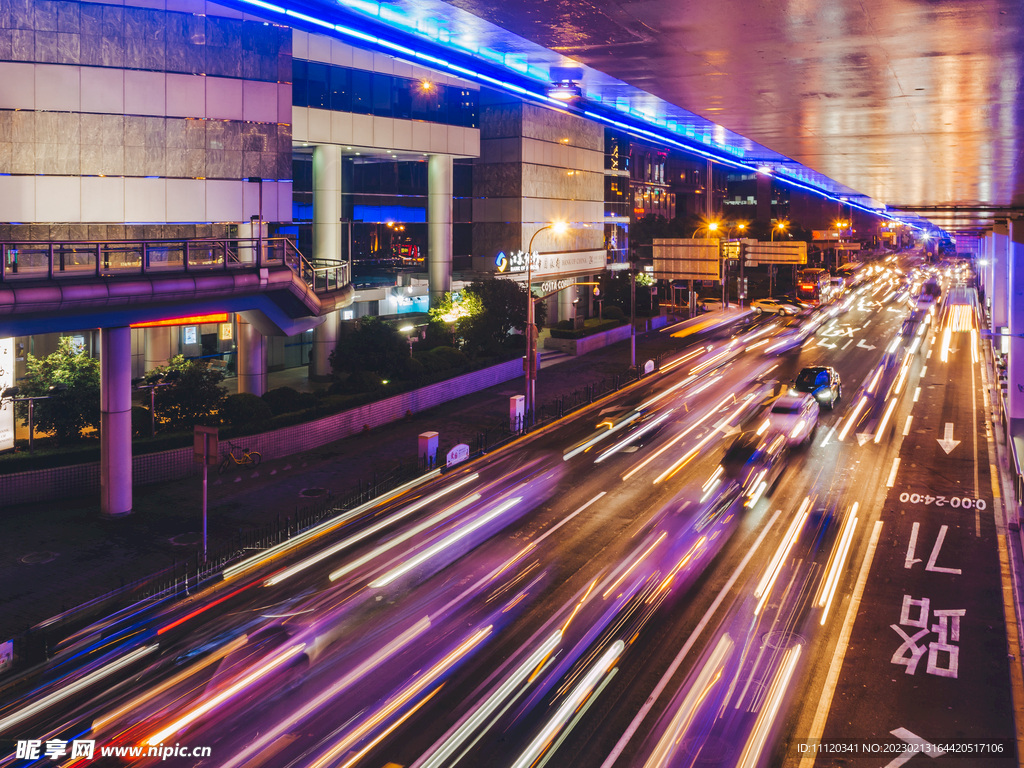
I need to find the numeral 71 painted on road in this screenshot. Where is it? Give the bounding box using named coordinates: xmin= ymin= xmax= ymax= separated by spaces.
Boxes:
xmin=905 ymin=523 xmax=961 ymax=574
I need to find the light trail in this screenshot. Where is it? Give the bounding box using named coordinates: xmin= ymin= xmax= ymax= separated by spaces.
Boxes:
xmin=265 ymin=474 xmax=481 ymax=586
xmin=370 ymin=497 xmax=521 ymax=587
xmin=837 ymin=396 xmax=867 ymax=441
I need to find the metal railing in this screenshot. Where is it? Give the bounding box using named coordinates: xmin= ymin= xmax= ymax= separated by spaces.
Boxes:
xmin=0 ymin=237 xmax=349 ymax=295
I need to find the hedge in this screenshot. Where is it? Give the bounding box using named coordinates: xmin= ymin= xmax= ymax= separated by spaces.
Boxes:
xmin=0 ymin=353 xmax=515 ymax=475
xmin=548 ymin=319 xmax=627 ymax=340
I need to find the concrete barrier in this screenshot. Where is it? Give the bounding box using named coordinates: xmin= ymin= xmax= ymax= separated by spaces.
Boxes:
xmin=0 ymin=358 xmax=524 ymax=507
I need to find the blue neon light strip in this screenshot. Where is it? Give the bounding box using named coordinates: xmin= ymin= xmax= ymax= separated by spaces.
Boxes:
xmin=236 ymin=0 xmax=916 ymax=227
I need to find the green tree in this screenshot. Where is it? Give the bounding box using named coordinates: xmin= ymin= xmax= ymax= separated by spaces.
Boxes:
xmin=151 ymin=355 xmax=226 ymax=431
xmin=459 ymin=279 xmax=546 ymax=356
xmin=329 ymin=316 xmax=410 ymax=379
xmin=19 ymin=336 xmax=100 ymax=445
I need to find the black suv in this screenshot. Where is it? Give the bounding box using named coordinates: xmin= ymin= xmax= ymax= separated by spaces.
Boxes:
xmin=793 ymin=366 xmax=842 ymax=409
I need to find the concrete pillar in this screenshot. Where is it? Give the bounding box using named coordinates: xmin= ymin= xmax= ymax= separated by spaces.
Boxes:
xmin=428 ymin=154 xmax=453 ymax=307
xmin=313 ymin=144 xmax=343 ymax=262
xmin=237 ymin=316 xmax=267 ymax=396
xmin=144 ymin=326 xmax=172 ymax=372
xmin=310 ymin=311 xmax=338 ymax=381
xmin=100 ymin=326 xmax=132 ymax=517
xmin=1008 ymin=221 xmax=1024 ymax=420
xmin=992 ymin=222 xmax=1010 ymax=331
xmin=559 ymin=284 xmax=576 ymax=326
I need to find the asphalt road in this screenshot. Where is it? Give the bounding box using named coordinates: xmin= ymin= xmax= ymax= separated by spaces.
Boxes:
xmin=0 ymin=255 xmax=1017 ymax=768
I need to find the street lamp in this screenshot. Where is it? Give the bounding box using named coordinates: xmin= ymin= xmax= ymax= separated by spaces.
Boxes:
xmin=525 ymin=222 xmax=567 ymax=425
xmin=131 ymin=371 xmax=179 ymax=437
xmin=771 ymin=220 xmax=788 ymax=242
xmin=692 ymin=221 xmax=720 ymax=238
xmin=1 ymin=383 xmax=67 ymax=453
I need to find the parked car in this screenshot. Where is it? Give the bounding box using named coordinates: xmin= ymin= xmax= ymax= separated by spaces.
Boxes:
xmin=697 ymin=298 xmax=724 ymax=313
xmin=793 ymin=366 xmax=842 ymax=409
xmin=751 ymin=298 xmax=798 ymax=315
xmin=768 ymin=392 xmax=820 ymax=446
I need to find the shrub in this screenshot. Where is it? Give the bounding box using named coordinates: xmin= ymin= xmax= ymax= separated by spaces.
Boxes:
xmin=602 ymin=306 xmax=625 ymax=321
xmin=402 ymin=356 xmax=426 ymax=379
xmin=131 ymin=405 xmax=152 ymax=437
xmin=339 ymin=370 xmax=387 ymax=394
xmin=152 ymin=355 xmax=226 ymax=430
xmin=414 ymin=346 xmax=468 ymax=374
xmin=262 ymin=386 xmax=315 ymax=416
xmin=555 ymin=319 xmax=574 ymax=331
xmin=221 ymin=392 xmax=273 ymax=427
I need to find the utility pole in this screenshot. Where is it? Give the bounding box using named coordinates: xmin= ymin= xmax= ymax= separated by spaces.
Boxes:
xmin=630 ymin=264 xmax=636 ymax=368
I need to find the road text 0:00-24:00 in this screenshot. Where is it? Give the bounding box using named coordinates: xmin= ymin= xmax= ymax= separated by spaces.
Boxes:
xmin=898 ymin=492 xmax=987 ymax=510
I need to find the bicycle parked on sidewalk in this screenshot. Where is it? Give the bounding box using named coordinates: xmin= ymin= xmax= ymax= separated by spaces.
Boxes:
xmin=218 ymin=441 xmax=262 ymax=474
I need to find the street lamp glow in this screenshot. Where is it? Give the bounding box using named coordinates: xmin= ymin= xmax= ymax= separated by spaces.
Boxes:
xmin=551 ymin=221 xmax=568 ymax=235
xmin=399 ymin=325 xmax=414 ymax=332
xmin=708 ymin=222 xmax=719 ymax=232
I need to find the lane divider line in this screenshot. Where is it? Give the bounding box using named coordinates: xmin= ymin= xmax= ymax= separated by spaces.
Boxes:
xmin=886 ymin=457 xmax=901 ymax=487
xmin=996 ymin=533 xmax=1024 ymax=763
xmin=599 ymin=508 xmax=784 ymax=768
xmin=799 ymin=520 xmax=883 ymax=768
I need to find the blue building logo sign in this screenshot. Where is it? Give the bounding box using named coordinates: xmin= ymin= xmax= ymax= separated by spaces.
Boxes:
xmin=495 ymin=250 xmax=534 ymax=274
xmin=496 ymin=251 xmax=508 ymax=272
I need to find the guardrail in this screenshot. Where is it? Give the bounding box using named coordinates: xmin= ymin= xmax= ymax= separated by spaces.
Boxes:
xmin=0 ymin=237 xmax=349 ymax=295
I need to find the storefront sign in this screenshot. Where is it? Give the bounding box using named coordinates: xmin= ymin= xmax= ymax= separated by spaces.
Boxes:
xmin=0 ymin=338 xmax=13 ymax=451
xmin=496 ymin=250 xmax=538 ymax=274
xmin=540 ymin=277 xmax=576 ymax=293
xmin=183 ymin=326 xmax=198 ymax=345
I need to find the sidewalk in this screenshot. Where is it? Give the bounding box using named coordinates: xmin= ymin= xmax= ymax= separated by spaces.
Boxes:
xmin=0 ymin=310 xmax=738 ymax=641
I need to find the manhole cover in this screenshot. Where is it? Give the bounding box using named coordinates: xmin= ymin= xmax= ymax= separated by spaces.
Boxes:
xmin=300 ymin=487 xmax=329 ymax=498
xmin=20 ymin=551 xmax=58 ymax=565
xmin=761 ymin=630 xmax=805 ymax=650
xmin=682 ymin=736 xmax=737 ymax=764
xmin=170 ymin=533 xmax=202 ymax=546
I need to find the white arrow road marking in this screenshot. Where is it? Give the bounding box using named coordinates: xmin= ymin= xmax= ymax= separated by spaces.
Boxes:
xmin=905 ymin=522 xmax=922 ymax=568
xmin=819 ymin=341 xmax=837 ymax=349
xmin=883 ymin=727 xmax=945 ymax=767
xmin=937 ymin=422 xmax=961 ymax=454
xmin=857 ymin=339 xmax=877 ymax=350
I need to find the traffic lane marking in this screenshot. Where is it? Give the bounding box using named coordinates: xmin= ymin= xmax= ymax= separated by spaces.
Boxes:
xmin=816 ymin=508 xmax=1016 ymax=764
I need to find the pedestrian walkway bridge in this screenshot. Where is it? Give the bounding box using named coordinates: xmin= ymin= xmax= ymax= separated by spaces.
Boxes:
xmin=0 ymin=237 xmax=352 ymax=337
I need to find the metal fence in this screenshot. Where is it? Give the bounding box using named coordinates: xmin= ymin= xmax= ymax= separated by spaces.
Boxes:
xmin=4 ymin=356 xmax=664 ymax=680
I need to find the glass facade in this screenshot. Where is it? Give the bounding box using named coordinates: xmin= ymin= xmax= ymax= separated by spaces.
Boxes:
xmin=293 ymin=60 xmax=479 ymax=128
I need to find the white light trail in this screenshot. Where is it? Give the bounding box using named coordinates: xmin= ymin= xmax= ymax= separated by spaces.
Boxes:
xmin=564 ymin=413 xmax=642 ymax=461
xmin=837 ymin=396 xmax=867 ymax=441
xmin=873 ymin=399 xmax=898 ymax=443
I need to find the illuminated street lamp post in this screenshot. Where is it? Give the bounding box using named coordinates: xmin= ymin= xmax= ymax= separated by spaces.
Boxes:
xmin=769 ymin=221 xmax=788 ymax=297
xmin=688 ymin=221 xmax=719 ymax=317
xmin=731 ymin=222 xmax=748 ymax=307
xmin=1 ymin=384 xmax=67 ymax=453
xmin=524 ymin=222 xmax=567 ymax=425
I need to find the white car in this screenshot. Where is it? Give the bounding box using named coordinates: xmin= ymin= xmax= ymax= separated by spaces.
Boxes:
xmin=767 ymin=393 xmax=819 ymax=446
xmin=751 ymin=298 xmax=798 ymax=315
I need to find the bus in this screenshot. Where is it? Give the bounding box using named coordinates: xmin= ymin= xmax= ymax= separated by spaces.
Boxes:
xmin=796 ymin=268 xmax=832 ymax=305
xmin=835 ymin=262 xmax=866 ymax=288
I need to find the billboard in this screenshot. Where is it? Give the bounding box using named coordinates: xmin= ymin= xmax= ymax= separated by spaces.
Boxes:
xmin=652 ymin=239 xmax=721 ymax=281
xmin=0 ymin=338 xmax=13 ymax=451
xmin=743 ymin=241 xmax=807 ymax=265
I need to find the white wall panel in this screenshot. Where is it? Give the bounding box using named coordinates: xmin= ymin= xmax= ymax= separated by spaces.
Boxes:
xmin=412 ymin=121 xmax=430 ymax=152
xmin=372 ymin=116 xmax=394 ymax=148
xmin=35 ymin=64 xmax=80 ymax=112
xmin=124 ymin=177 xmax=167 ymax=222
xmin=330 ymin=39 xmax=354 ymax=68
xmin=124 ymin=70 xmax=166 ymax=116
xmin=81 ymin=67 xmax=124 ymax=114
xmin=36 ymin=176 xmax=81 ymax=222
xmin=307 ymin=33 xmax=331 ymax=65
xmin=0 ymin=176 xmax=35 ymax=221
xmin=352 ymin=113 xmax=373 ymax=146
xmin=166 ymin=73 xmax=205 ymax=118
xmin=352 ymin=47 xmax=373 ymax=72
xmin=276 ymin=180 xmax=293 ymax=222
xmin=81 ymin=177 xmax=125 ymax=222
xmin=292 ymin=107 xmax=308 ymax=142
xmin=429 ymin=122 xmax=447 ymax=154
xmin=392 ymin=119 xmax=412 ymax=151
xmin=307 ymin=108 xmax=331 ymax=143
xmin=206 ymin=77 xmax=243 ymax=121
xmin=0 ymin=63 xmax=34 ymax=110
xmin=206 ymin=179 xmax=243 ymax=221
xmin=292 ymin=29 xmax=309 ymax=60
xmin=330 ymin=111 xmax=353 ymax=145
xmin=166 ymin=178 xmax=206 ymax=221
xmin=243 ymin=80 xmax=278 ymax=123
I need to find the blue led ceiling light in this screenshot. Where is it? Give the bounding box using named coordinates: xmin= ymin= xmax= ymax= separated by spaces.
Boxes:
xmin=227 ymin=0 xmax=913 ymax=226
